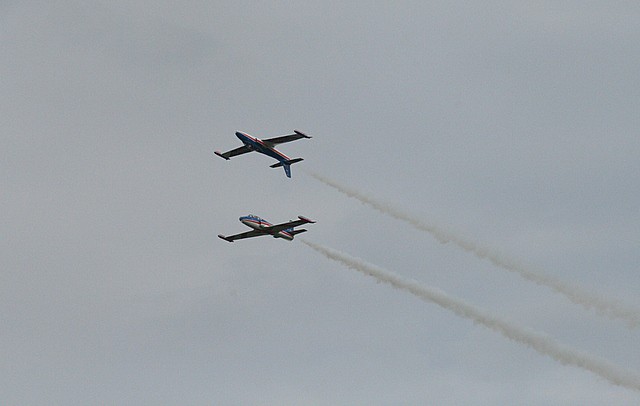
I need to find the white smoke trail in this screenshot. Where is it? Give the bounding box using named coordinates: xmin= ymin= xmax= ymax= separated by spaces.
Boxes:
xmin=302 ymin=240 xmax=640 ymax=392
xmin=307 ymin=171 xmax=640 ymax=328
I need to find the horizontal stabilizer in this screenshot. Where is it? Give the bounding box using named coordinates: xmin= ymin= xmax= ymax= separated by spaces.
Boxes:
xmin=269 ymin=158 xmax=304 ymax=168
xmin=294 ymin=129 xmax=312 ymax=138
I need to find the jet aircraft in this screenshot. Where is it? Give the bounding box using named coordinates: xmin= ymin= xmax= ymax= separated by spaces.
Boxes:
xmin=214 ymin=130 xmax=312 ymax=178
xmin=218 ymin=214 xmax=316 ymax=242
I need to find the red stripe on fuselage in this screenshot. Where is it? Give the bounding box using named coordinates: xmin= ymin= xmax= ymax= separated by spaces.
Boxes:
xmin=239 ymin=132 xmax=291 ymax=161
xmin=241 ymin=217 xmax=294 ymax=239
xmin=242 ymin=218 xmax=271 ymax=228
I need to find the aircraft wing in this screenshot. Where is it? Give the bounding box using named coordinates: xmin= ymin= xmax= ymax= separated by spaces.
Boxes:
xmin=218 ymin=229 xmax=265 ymax=242
xmin=261 ymin=130 xmax=312 ymax=146
xmin=214 ymin=145 xmax=252 ymax=160
xmin=264 ymin=216 xmax=316 ymax=233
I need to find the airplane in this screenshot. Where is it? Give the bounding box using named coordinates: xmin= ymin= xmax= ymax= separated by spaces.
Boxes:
xmin=218 ymin=214 xmax=316 ymax=242
xmin=214 ymin=130 xmax=312 ymax=178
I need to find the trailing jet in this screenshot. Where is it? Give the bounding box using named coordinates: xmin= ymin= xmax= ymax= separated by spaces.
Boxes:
xmin=218 ymin=214 xmax=315 ymax=242
xmin=214 ymin=130 xmax=312 ymax=178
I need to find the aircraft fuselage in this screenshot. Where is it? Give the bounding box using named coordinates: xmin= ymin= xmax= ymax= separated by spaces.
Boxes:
xmin=235 ymin=132 xmax=291 ymax=165
xmin=239 ymin=215 xmax=294 ymax=240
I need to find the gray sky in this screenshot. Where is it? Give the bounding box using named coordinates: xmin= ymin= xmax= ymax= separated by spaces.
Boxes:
xmin=2 ymin=1 xmax=640 ymax=404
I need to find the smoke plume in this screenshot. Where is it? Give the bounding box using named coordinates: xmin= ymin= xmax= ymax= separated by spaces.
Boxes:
xmin=302 ymin=240 xmax=640 ymax=392
xmin=307 ymin=171 xmax=640 ymax=328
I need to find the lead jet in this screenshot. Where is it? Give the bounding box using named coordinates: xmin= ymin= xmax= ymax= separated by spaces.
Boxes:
xmin=214 ymin=130 xmax=312 ymax=178
xmin=218 ymin=214 xmax=316 ymax=242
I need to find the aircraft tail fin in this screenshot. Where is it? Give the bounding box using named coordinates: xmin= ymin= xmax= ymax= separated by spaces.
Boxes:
xmin=269 ymin=158 xmax=304 ymax=178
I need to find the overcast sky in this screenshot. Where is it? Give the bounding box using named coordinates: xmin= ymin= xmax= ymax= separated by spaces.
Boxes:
xmin=2 ymin=1 xmax=640 ymax=404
